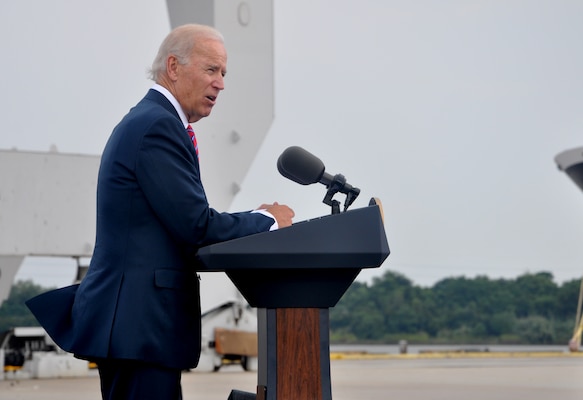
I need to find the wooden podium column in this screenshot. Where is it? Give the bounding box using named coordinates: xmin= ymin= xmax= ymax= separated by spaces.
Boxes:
xmin=257 ymin=308 xmax=332 ymax=400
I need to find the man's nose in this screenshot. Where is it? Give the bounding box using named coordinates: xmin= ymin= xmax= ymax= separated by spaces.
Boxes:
xmin=214 ymin=75 xmax=225 ymax=90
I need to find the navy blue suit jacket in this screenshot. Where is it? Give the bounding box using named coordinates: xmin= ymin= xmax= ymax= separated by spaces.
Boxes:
xmin=27 ymin=89 xmax=273 ymax=369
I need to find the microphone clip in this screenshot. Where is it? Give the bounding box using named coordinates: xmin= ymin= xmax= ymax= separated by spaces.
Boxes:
xmin=322 ymin=173 xmax=360 ymax=215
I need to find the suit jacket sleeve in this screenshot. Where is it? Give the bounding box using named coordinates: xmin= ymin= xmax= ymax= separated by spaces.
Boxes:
xmin=134 ymin=113 xmax=272 ymax=247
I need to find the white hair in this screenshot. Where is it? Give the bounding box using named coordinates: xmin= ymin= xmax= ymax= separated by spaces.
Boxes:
xmin=148 ymin=24 xmax=224 ymax=82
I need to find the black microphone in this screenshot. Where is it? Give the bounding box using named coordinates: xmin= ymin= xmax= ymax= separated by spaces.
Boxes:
xmin=277 ymin=146 xmax=329 ymax=185
xmin=277 ymin=146 xmax=360 ymax=212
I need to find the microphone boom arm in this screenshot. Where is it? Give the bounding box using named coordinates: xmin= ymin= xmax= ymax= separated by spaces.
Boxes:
xmin=322 ymin=173 xmax=360 ymax=214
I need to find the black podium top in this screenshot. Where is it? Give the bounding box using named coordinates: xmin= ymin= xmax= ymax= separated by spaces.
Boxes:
xmin=196 ymin=205 xmax=390 ymax=308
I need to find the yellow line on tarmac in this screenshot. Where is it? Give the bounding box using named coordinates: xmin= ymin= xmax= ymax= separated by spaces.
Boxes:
xmin=330 ymin=351 xmax=583 ymax=360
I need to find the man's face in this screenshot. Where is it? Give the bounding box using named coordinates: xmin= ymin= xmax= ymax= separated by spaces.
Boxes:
xmin=174 ymin=38 xmax=227 ymax=123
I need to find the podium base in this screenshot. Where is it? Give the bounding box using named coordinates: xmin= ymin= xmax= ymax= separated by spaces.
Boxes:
xmin=228 ymin=389 xmax=256 ymax=400
xmin=257 ymin=308 xmax=332 ymax=400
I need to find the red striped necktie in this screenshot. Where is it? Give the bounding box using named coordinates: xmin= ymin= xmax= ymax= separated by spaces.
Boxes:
xmin=186 ymin=124 xmax=199 ymax=159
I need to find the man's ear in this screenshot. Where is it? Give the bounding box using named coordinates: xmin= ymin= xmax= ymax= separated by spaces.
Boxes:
xmin=166 ymin=55 xmax=179 ymax=81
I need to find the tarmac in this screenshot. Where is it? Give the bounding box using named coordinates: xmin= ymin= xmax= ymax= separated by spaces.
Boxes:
xmin=1 ymin=353 xmax=582 ymax=400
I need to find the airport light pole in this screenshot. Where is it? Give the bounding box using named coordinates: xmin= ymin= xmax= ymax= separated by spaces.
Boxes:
xmin=554 ymin=146 xmax=583 ymax=351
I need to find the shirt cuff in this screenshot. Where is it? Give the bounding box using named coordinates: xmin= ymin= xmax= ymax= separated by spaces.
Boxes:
xmin=251 ymin=209 xmax=278 ymax=231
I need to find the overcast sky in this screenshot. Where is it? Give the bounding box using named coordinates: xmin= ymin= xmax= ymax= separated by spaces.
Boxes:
xmin=3 ymin=1 xmax=583 ymax=288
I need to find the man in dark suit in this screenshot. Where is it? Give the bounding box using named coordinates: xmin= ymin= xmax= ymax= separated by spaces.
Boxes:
xmin=27 ymin=24 xmax=294 ymax=399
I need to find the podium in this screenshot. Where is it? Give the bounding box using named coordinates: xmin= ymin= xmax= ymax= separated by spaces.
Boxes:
xmin=196 ymin=204 xmax=390 ymax=400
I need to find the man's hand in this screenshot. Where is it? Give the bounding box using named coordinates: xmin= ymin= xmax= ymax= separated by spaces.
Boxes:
xmin=257 ymin=202 xmax=295 ymax=228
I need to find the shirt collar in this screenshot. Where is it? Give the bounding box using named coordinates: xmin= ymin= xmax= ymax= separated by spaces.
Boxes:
xmin=151 ymin=84 xmax=189 ymax=129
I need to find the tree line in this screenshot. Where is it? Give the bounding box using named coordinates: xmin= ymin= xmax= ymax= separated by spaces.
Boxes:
xmin=1 ymin=271 xmax=581 ymax=345
xmin=330 ymin=270 xmax=581 ymax=344
xmin=0 ymin=280 xmax=45 ymax=334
